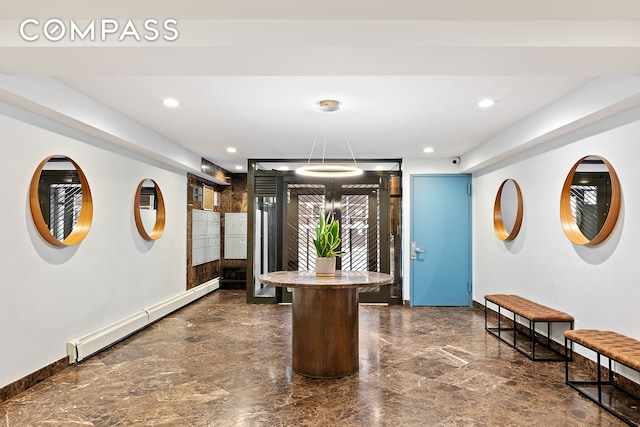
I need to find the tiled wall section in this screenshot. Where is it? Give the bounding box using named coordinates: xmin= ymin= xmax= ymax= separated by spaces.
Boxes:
xmin=221 ymin=173 xmax=247 ymax=213
xmin=186 ymin=173 xmax=247 ymax=290
xmin=220 ymin=173 xmax=247 ymax=287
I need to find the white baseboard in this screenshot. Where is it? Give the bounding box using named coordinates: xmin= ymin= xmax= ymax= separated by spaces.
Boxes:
xmin=67 ymin=278 xmax=220 ymax=363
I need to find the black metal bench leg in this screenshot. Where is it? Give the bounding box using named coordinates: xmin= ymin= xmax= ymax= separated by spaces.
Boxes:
xmin=597 ymin=352 xmax=602 ymax=403
xmin=565 ymin=337 xmax=570 ymax=382
xmin=531 ymin=320 xmax=535 ymax=359
xmin=484 ymin=300 xmax=487 ymax=330
xmin=513 ymin=313 xmax=517 ymax=349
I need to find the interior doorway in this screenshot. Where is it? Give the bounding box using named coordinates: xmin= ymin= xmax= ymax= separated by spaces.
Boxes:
xmin=247 ymin=160 xmax=401 ymax=304
xmin=410 ymin=174 xmax=471 ymax=306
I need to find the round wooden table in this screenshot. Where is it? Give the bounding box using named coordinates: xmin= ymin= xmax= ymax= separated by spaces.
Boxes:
xmin=258 ymin=270 xmax=393 ymax=378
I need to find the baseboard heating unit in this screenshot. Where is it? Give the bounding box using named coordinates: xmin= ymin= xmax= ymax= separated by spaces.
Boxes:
xmin=66 ymin=278 xmax=219 ymax=363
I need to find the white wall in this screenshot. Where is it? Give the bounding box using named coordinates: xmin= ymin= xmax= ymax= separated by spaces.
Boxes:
xmin=473 ymin=110 xmax=640 ymax=339
xmin=0 ymin=113 xmax=187 ymax=388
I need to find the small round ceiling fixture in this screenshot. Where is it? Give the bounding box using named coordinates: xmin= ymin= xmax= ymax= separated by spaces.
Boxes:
xmin=319 ymin=99 xmax=340 ymax=112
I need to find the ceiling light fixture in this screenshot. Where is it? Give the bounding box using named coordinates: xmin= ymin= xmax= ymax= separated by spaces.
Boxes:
xmin=296 ymin=100 xmax=363 ymax=178
xmin=226 ymin=147 xmax=237 ymax=153
xmin=162 ymin=98 xmax=179 ymax=108
xmin=423 ymin=147 xmax=434 ymax=153
xmin=477 ymin=98 xmax=496 ymax=108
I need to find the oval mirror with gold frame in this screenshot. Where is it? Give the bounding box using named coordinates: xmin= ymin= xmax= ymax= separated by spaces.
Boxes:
xmin=493 ymin=179 xmax=523 ymax=241
xmin=29 ymin=155 xmax=93 ymax=246
xmin=134 ymin=179 xmax=166 ymax=240
xmin=560 ymin=155 xmax=620 ymax=246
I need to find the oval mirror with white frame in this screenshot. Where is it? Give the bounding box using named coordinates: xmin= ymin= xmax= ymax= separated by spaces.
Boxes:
xmin=493 ymin=179 xmax=523 ymax=241
xmin=29 ymin=155 xmax=93 ymax=246
xmin=560 ymin=155 xmax=620 ymax=246
xmin=134 ymin=179 xmax=166 ymax=240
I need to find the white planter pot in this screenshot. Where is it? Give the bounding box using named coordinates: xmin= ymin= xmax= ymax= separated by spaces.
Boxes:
xmin=315 ymin=257 xmax=336 ymax=277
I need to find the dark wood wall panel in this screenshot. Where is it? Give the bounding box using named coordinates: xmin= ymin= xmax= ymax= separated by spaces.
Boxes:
xmin=186 ymin=172 xmax=247 ymax=290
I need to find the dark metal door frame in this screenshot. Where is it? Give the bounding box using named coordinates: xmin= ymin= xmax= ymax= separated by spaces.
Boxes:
xmin=280 ymin=175 xmax=390 ymax=303
xmin=247 ymin=159 xmax=401 ymax=305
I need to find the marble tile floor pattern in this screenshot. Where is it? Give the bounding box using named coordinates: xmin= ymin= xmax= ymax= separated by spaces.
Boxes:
xmin=0 ymin=290 xmax=625 ymax=426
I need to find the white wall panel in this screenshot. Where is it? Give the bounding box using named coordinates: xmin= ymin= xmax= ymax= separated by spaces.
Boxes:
xmin=472 ymin=113 xmax=640 ymax=340
xmin=0 ymin=112 xmax=187 ymax=388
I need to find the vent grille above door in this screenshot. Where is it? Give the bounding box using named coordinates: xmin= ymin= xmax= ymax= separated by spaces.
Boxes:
xmin=254 ymin=175 xmax=277 ymax=196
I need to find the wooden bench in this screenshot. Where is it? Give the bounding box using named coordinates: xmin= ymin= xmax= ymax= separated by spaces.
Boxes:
xmin=484 ymin=294 xmax=574 ymax=361
xmin=564 ymin=329 xmax=640 ymax=426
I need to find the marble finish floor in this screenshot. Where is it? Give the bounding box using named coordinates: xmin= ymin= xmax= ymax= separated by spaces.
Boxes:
xmin=0 ymin=290 xmax=625 ymax=426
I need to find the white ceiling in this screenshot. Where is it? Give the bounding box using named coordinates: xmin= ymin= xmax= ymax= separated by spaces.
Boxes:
xmin=2 ymin=1 xmax=640 ymax=172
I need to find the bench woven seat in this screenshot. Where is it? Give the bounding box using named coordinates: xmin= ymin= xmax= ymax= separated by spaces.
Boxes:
xmin=564 ymin=329 xmax=640 ymax=425
xmin=485 ymin=294 xmax=574 ymax=322
xmin=484 ymin=294 xmax=574 ymax=361
xmin=564 ymin=329 xmax=640 ymax=371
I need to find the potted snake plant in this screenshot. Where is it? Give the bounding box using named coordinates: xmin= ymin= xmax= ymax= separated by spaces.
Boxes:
xmin=313 ymin=211 xmax=343 ymax=276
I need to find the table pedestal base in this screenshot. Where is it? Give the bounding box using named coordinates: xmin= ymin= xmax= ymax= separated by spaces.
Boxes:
xmin=292 ymin=287 xmax=359 ymax=378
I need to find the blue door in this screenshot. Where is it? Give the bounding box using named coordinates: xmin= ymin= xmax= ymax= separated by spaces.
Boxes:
xmin=410 ymin=175 xmax=471 ymax=306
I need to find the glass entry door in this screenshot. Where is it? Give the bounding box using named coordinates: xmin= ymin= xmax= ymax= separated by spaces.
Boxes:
xmin=338 ymin=181 xmax=390 ymax=303
xmin=280 ymin=176 xmax=390 ymax=303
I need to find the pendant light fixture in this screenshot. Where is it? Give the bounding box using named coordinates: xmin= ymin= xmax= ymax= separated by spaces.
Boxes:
xmin=296 ymin=100 xmax=363 ymax=178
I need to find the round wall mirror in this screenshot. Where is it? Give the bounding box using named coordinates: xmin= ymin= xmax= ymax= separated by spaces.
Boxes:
xmin=493 ymin=179 xmax=523 ymax=241
xmin=29 ymin=155 xmax=93 ymax=246
xmin=134 ymin=178 xmax=166 ymax=240
xmin=560 ymin=155 xmax=620 ymax=246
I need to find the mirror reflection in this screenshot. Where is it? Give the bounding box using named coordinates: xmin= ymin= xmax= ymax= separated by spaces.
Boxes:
xmin=30 ymin=155 xmax=93 ymax=246
xmin=560 ymin=155 xmax=620 ymax=246
xmin=138 ymin=179 xmax=158 ymax=234
xmin=570 ymin=156 xmax=612 ymax=240
xmin=134 ymin=178 xmax=165 ymax=240
xmin=493 ymin=179 xmax=523 ymax=241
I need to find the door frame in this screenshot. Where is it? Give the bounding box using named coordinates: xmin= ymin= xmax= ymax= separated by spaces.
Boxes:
xmin=280 ymin=175 xmax=391 ymax=303
xmin=409 ymin=173 xmax=472 ymax=307
xmin=247 ymin=159 xmax=402 ymax=304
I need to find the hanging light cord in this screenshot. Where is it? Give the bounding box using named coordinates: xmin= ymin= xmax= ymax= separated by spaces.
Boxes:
xmin=304 ymin=109 xmax=358 ymax=167
xmin=305 ymin=112 xmax=327 ymax=165
xmin=297 ymin=99 xmax=363 ymax=177
xmin=336 ymin=110 xmax=359 ymax=167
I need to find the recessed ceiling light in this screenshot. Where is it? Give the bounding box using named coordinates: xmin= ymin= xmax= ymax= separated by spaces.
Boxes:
xmin=423 ymin=147 xmax=434 ymax=153
xmin=278 ymin=166 xmax=290 ymax=171
xmin=226 ymin=147 xmax=237 ymax=153
xmin=162 ymin=98 xmax=179 ymax=108
xmin=477 ymin=98 xmax=496 ymax=108
xmin=234 ymin=165 xmax=243 ymax=170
